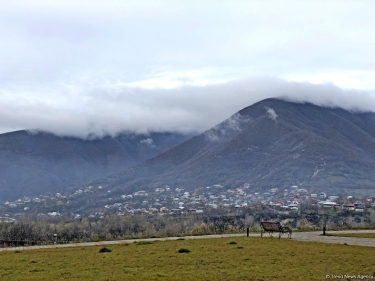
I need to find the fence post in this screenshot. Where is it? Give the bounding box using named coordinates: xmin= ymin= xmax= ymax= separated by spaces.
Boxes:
xmin=247 ymin=227 xmax=249 ymax=237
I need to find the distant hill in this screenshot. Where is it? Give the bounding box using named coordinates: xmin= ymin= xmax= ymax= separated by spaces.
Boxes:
xmin=0 ymin=130 xmax=191 ymax=200
xmin=82 ymin=98 xmax=375 ymax=197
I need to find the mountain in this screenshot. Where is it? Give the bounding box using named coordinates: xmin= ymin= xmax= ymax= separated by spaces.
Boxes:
xmin=81 ymin=98 xmax=375 ymax=198
xmin=0 ymin=130 xmax=191 ymax=200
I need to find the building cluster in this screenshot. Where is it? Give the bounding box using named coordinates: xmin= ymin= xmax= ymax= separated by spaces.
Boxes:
xmin=2 ymin=183 xmax=375 ymax=220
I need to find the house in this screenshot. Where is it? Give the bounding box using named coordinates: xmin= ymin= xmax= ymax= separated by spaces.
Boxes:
xmin=160 ymin=207 xmax=168 ymax=213
xmin=319 ymin=192 xmax=327 ymax=199
xmin=342 ymin=203 xmax=355 ymax=211
xmin=48 ymin=212 xmax=61 ymax=216
xmin=288 ymin=200 xmax=299 ymax=208
xmin=353 ymin=201 xmax=363 ymax=208
xmin=148 ymin=208 xmax=159 ymax=214
xmin=322 ymin=201 xmax=340 ymax=208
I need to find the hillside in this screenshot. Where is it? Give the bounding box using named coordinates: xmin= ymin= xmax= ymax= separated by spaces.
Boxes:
xmin=0 ymin=131 xmax=191 ymax=200
xmin=80 ymin=98 xmax=375 ymax=198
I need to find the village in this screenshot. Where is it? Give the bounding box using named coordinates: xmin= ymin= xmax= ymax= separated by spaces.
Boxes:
xmin=2 ymin=182 xmax=375 ymax=222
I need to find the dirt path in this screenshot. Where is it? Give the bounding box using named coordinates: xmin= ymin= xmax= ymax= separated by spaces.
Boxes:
xmin=1 ymin=230 xmax=375 ymax=252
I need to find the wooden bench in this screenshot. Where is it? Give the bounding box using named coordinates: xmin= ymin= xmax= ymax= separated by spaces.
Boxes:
xmin=260 ymin=221 xmax=292 ymax=239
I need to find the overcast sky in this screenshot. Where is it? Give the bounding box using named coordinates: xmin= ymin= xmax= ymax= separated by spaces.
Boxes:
xmin=1 ymin=0 xmax=375 ymax=138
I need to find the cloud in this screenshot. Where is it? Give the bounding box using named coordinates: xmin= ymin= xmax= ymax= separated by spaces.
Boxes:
xmin=1 ymin=2 xmax=375 ymax=138
xmin=0 ymin=77 xmax=374 ymax=139
xmin=204 ymin=112 xmax=253 ymax=142
xmin=140 ymin=138 xmax=156 ymax=149
xmin=1 ymin=1 xmax=375 ymax=91
xmin=265 ymin=107 xmax=278 ymax=121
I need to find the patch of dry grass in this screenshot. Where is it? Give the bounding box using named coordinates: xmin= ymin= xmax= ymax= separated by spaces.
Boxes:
xmin=0 ymin=237 xmax=374 ymax=280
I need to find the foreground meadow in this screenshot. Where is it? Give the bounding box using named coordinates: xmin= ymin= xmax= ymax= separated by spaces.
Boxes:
xmin=0 ymin=237 xmax=374 ymax=281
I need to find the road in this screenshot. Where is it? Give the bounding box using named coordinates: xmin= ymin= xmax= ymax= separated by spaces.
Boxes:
xmin=1 ymin=230 xmax=375 ymax=252
xmin=292 ymin=230 xmax=375 ymax=247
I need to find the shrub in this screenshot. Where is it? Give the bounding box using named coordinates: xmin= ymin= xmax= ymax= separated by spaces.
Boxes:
xmin=88 ymin=234 xmax=101 ymax=242
xmin=136 ymin=241 xmax=153 ymax=245
xmin=229 ymin=241 xmax=237 ymax=244
xmin=178 ymin=248 xmax=190 ymax=253
xmin=99 ymin=247 xmax=112 ymax=253
xmin=354 ymin=216 xmax=362 ymax=223
xmin=190 ymin=223 xmax=209 ymax=236
xmin=251 ymin=224 xmax=261 ymax=232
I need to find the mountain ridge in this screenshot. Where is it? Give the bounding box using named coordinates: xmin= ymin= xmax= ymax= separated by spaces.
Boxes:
xmin=79 ymin=98 xmax=375 ymax=197
xmin=0 ymin=130 xmax=192 ymax=200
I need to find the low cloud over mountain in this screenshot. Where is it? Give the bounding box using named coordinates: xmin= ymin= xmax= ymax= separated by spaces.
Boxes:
xmin=1 ymin=78 xmax=374 ymax=139
xmin=73 ymin=98 xmax=375 ymax=203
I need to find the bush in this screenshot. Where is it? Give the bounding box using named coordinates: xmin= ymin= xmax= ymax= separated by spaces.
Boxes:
xmin=99 ymin=247 xmax=112 ymax=253
xmin=88 ymin=234 xmax=101 ymax=242
xmin=251 ymin=224 xmax=261 ymax=232
xmin=190 ymin=223 xmax=209 ymax=236
xmin=229 ymin=241 xmax=237 ymax=244
xmin=354 ymin=216 xmax=362 ymax=223
xmin=178 ymin=248 xmax=190 ymax=253
xmin=136 ymin=241 xmax=153 ymax=245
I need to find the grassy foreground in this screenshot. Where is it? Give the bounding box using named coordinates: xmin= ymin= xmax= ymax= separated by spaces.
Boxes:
xmin=326 ymin=232 xmax=375 ymax=239
xmin=1 ymin=237 xmax=375 ymax=281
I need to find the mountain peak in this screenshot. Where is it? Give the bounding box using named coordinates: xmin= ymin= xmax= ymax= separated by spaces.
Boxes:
xmin=83 ymin=99 xmax=375 ymax=198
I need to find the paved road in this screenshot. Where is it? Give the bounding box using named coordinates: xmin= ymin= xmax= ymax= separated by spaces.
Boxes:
xmin=292 ymin=230 xmax=375 ymax=247
xmin=1 ymin=230 xmax=375 ymax=252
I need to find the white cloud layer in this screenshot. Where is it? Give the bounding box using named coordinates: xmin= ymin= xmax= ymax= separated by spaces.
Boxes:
xmin=0 ymin=1 xmax=374 ymax=138
xmin=1 ymin=78 xmax=374 ymax=138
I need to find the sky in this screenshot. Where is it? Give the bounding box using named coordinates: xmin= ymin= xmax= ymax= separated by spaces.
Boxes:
xmin=1 ymin=0 xmax=375 ymax=138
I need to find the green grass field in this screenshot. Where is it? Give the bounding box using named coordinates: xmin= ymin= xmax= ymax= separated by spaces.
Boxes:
xmin=326 ymin=232 xmax=375 ymax=239
xmin=1 ymin=237 xmax=374 ymax=281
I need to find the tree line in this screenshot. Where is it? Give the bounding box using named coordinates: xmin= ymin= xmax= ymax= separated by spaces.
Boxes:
xmin=1 ymin=206 xmax=374 ymax=247
xmin=0 ymin=211 xmax=248 ymax=246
